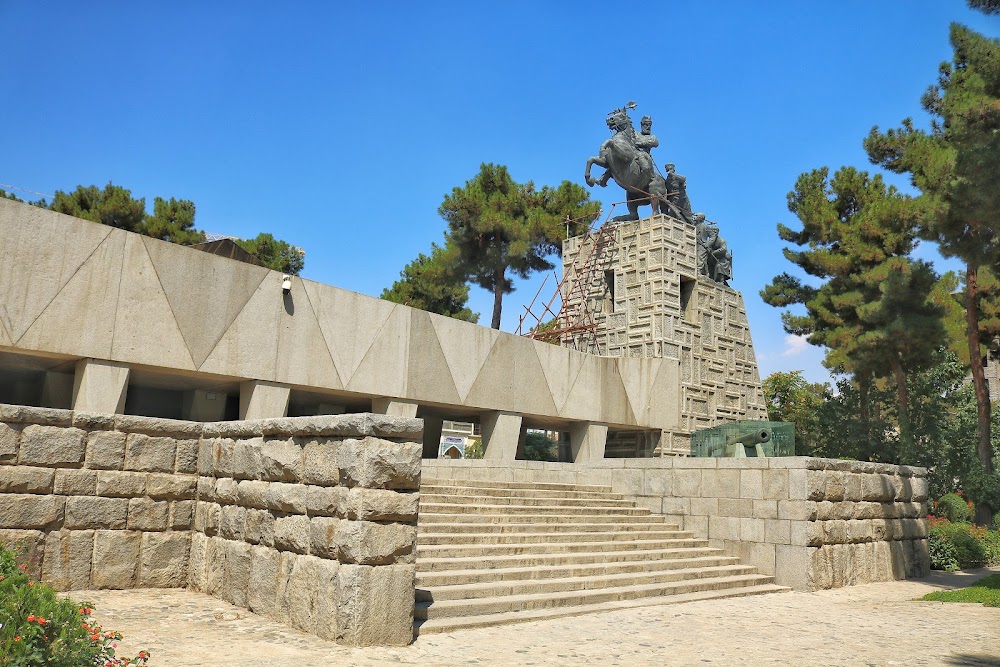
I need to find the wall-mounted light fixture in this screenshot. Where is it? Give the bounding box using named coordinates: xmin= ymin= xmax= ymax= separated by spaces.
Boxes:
xmin=281 ymin=275 xmax=292 ymax=294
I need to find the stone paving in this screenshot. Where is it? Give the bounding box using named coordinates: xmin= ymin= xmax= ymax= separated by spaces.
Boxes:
xmin=77 ymin=568 xmax=1000 ymax=667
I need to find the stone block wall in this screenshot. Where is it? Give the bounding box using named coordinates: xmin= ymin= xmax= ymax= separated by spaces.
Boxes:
xmin=423 ymin=457 xmax=930 ymax=591
xmin=0 ymin=404 xmax=421 ymax=646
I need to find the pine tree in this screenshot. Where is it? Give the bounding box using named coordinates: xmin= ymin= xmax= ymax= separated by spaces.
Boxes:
xmin=865 ymin=15 xmax=1000 ymax=524
xmin=439 ymin=163 xmax=600 ymax=329
xmin=381 ymin=242 xmax=479 ymax=322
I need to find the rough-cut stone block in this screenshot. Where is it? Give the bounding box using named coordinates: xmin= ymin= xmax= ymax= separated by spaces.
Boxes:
xmin=146 ymin=473 xmax=196 ymax=500
xmin=0 ymin=422 xmax=20 ymax=463
xmin=174 ymin=439 xmax=199 ymax=474
xmin=171 ymin=500 xmax=194 ymax=530
xmin=337 ymin=437 xmax=420 ymax=490
xmin=72 ymin=412 xmax=114 ymax=431
xmin=312 ymin=558 xmax=340 ymax=640
xmin=96 ymin=471 xmax=146 ymax=497
xmin=844 ymin=473 xmax=863 ymax=501
xmin=309 ymin=516 xmax=340 ymax=559
xmin=214 ymin=477 xmax=239 ymax=503
xmin=124 ymin=434 xmax=177 ymax=473
xmin=247 ymin=545 xmax=280 ymax=615
xmin=284 ymin=554 xmax=321 ymax=634
xmin=85 ymin=431 xmax=126 ymax=470
xmin=862 ymin=474 xmax=896 ymax=502
xmin=19 ymin=425 xmax=86 ymax=467
xmin=140 ymin=532 xmax=190 ymax=587
xmin=236 ymin=480 xmax=270 ymax=509
xmin=222 ymin=539 xmax=251 ymax=607
xmin=52 ymin=469 xmax=97 ymax=496
xmin=244 ymin=508 xmax=275 ymax=545
xmin=91 ymin=530 xmax=141 ymax=589
xmin=274 ymin=515 xmax=310 ymax=554
xmin=42 ymin=529 xmax=94 ymax=590
xmin=113 ymin=415 xmax=201 ymax=438
xmin=0 ymin=529 xmax=45 ymax=579
xmin=305 ymin=485 xmax=342 ymax=517
xmin=0 ymin=466 xmax=55 ymax=493
xmin=239 ymin=437 xmax=304 ymax=482
xmin=911 ymin=476 xmax=929 ymax=502
xmin=204 ymin=536 xmax=226 ymax=596
xmin=187 ymin=532 xmax=207 ymax=591
xmin=335 ymin=521 xmax=416 ymax=565
xmin=208 ymin=438 xmax=236 ymax=477
xmin=774 ymin=544 xmax=812 ymax=590
xmin=197 ymin=475 xmax=215 ymax=499
xmin=66 ymin=496 xmax=128 ymax=530
xmin=340 ymin=488 xmax=418 ymax=522
xmin=219 ymin=505 xmax=247 ymax=541
xmin=335 ymin=563 xmax=414 ymax=646
xmin=127 ymin=498 xmax=169 ymax=531
xmin=301 ymin=438 xmax=340 ymax=486
xmin=266 ymin=482 xmax=308 ymax=514
xmin=791 ymin=520 xmax=824 ymax=547
xmin=0 ymin=405 xmax=72 ymax=426
xmin=0 ymin=494 xmax=65 ymax=529
xmin=272 ymin=551 xmax=295 ymax=624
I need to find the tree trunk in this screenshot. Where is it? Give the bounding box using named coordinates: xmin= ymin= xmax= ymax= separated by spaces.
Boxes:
xmin=858 ymin=369 xmax=872 ymax=461
xmin=965 ymin=263 xmax=994 ymax=526
xmin=889 ymin=355 xmax=911 ymax=465
xmin=490 ymin=265 xmax=505 ymax=330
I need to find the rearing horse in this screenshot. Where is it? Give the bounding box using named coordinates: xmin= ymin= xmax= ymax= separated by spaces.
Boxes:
xmin=584 ymin=110 xmax=672 ymax=221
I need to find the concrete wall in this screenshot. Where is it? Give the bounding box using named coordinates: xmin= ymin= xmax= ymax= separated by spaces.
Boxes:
xmin=0 ymin=199 xmax=679 ymax=447
xmin=422 ymin=457 xmax=930 ymax=591
xmin=0 ymin=403 xmax=421 ymax=646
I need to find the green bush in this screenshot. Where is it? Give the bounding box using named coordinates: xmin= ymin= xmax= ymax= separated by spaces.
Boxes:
xmin=928 ymin=531 xmax=960 ymax=571
xmin=935 ymin=493 xmax=972 ymax=523
xmin=0 ymin=544 xmax=149 ymax=666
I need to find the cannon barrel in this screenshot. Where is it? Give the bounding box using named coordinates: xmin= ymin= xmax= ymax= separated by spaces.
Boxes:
xmin=727 ymin=429 xmax=771 ymax=447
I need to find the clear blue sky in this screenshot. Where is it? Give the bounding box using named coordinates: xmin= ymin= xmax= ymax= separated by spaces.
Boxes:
xmin=2 ymin=2 xmax=997 ymax=386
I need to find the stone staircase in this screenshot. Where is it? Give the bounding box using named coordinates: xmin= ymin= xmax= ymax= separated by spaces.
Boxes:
xmin=414 ymin=478 xmax=788 ymax=634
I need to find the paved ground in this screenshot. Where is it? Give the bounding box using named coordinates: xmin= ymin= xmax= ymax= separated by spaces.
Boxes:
xmin=77 ymin=568 xmax=1000 ymax=667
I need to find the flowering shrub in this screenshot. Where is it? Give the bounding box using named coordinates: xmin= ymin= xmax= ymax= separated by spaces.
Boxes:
xmin=0 ymin=545 xmax=149 ymax=667
xmin=928 ymin=517 xmax=1000 ymax=571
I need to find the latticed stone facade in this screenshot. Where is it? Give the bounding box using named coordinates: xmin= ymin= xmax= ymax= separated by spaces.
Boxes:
xmin=561 ymin=214 xmax=768 ymax=454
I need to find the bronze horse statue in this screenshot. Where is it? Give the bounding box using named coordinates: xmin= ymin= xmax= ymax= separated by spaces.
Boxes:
xmin=584 ymin=106 xmax=678 ymax=221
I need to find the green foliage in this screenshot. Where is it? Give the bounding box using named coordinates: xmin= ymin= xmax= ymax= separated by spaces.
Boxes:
xmin=936 ymin=493 xmax=974 ymax=522
xmin=929 ymin=519 xmax=994 ymax=568
xmin=439 ymin=163 xmax=600 ymax=329
xmin=0 ymin=545 xmax=149 ymax=666
xmin=141 ymin=196 xmax=204 ymax=245
xmin=928 ymin=530 xmax=961 ymax=571
xmin=1 ymin=189 xmax=24 ymax=202
xmin=50 ymin=183 xmax=147 ymax=232
xmin=523 ymin=431 xmax=558 ymax=462
xmin=235 ymin=233 xmax=305 ymax=275
xmin=762 ymin=371 xmax=828 ymax=456
xmin=381 ymin=243 xmax=479 ymax=322
xmin=922 ymin=573 xmax=1000 ymax=606
xmin=463 ymin=438 xmax=484 ymax=459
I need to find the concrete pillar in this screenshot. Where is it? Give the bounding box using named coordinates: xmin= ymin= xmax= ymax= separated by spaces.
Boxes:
xmin=481 ymin=411 xmax=522 ymax=461
xmin=422 ymin=415 xmax=444 ymax=459
xmin=182 ymin=389 xmax=228 ymax=422
xmin=72 ymin=359 xmax=130 ymax=414
xmin=239 ymin=381 xmax=290 ymax=419
xmin=41 ymin=371 xmax=74 ymax=409
xmin=570 ymin=422 xmax=609 ymax=463
xmin=371 ymin=398 xmax=418 ymax=418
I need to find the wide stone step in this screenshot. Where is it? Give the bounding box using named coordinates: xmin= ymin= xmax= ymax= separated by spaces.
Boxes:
xmin=420 ymin=493 xmax=636 ymax=508
xmin=418 ymin=546 xmax=725 ymax=572
xmin=422 ymin=479 xmax=612 ymax=494
xmin=416 ymin=537 xmax=707 ymax=559
xmin=414 ymin=574 xmax=778 ymax=620
xmin=417 ymin=529 xmax=694 ymax=546
xmin=416 ymin=564 xmax=757 ymax=601
xmin=416 ymin=554 xmax=743 ymax=587
xmin=418 ymin=512 xmax=670 ymax=525
xmin=418 ymin=502 xmax=652 ymax=516
xmin=421 ymin=485 xmax=626 ymax=501
xmin=413 ymin=584 xmax=790 ymax=634
xmin=418 ymin=520 xmax=680 ymax=535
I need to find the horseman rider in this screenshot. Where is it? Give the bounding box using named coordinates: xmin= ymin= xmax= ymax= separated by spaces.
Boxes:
xmin=598 ymin=112 xmax=659 ymax=187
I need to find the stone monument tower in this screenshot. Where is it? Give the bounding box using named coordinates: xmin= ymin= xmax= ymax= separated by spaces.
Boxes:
xmin=567 ymin=102 xmax=768 ymax=455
